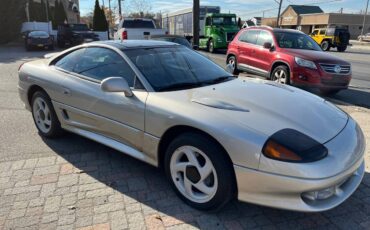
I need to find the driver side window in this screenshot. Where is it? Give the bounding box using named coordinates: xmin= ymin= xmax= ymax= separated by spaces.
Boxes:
xmin=73 ymin=47 xmax=136 ymax=87
xmin=312 ymin=30 xmax=319 ymax=36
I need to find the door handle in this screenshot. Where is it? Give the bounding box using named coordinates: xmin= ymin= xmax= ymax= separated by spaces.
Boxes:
xmin=251 ymin=49 xmax=256 ymax=53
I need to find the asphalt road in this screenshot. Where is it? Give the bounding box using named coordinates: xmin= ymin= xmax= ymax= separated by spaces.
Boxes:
xmin=200 ymin=47 xmax=370 ymax=108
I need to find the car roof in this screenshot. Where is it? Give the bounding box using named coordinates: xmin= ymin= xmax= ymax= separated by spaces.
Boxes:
xmin=247 ymin=27 xmax=304 ymax=34
xmin=90 ymin=40 xmax=180 ymax=49
xmin=150 ymin=35 xmax=186 ymax=39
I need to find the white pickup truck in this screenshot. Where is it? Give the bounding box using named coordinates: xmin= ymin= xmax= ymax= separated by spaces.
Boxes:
xmin=114 ymin=18 xmax=168 ymax=40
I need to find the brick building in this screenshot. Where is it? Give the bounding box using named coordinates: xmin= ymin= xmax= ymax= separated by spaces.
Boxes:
xmin=262 ymin=5 xmax=370 ymax=39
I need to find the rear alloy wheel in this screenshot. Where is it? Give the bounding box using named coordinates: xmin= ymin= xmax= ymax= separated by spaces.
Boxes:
xmin=227 ymin=56 xmax=240 ymax=75
xmin=164 ymin=133 xmax=235 ymax=211
xmin=271 ymin=65 xmax=290 ymax=85
xmin=321 ymin=41 xmax=330 ymax=51
xmin=31 ymin=91 xmax=63 ymax=138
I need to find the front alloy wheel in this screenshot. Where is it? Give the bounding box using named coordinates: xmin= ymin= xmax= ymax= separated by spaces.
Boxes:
xmin=170 ymin=146 xmax=218 ymax=204
xmin=165 ymin=133 xmax=235 ymax=211
xmin=272 ymin=66 xmax=289 ymax=84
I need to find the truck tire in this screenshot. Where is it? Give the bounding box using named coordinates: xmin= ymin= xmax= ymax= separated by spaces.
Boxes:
xmin=321 ymin=41 xmax=330 ymax=51
xmin=337 ymin=46 xmax=347 ymax=52
xmin=207 ymin=39 xmax=215 ymax=53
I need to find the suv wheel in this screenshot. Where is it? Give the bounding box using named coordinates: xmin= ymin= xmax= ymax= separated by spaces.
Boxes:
xmin=31 ymin=91 xmax=63 ymax=138
xmin=208 ymin=40 xmax=215 ymax=53
xmin=227 ymin=56 xmax=240 ymax=75
xmin=337 ymin=46 xmax=347 ymax=52
xmin=321 ymin=41 xmax=330 ymax=51
xmin=164 ymin=133 xmax=235 ymax=211
xmin=271 ymin=65 xmax=290 ymax=85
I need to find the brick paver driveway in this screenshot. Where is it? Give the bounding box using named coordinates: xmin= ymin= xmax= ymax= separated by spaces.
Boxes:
xmin=0 ymin=46 xmax=369 ymax=230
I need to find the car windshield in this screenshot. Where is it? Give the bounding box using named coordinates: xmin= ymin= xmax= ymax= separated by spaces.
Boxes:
xmin=124 ymin=46 xmax=234 ymax=91
xmin=122 ymin=20 xmax=155 ymax=28
xmin=70 ymin=24 xmax=89 ymax=31
xmin=274 ymin=32 xmax=322 ymax=51
xmin=29 ymin=31 xmax=49 ymax=37
xmin=212 ymin=17 xmax=236 ymax=26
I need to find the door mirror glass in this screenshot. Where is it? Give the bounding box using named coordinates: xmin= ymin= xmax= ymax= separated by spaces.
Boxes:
xmin=263 ymin=42 xmax=272 ymax=49
xmin=101 ymin=77 xmax=133 ymax=97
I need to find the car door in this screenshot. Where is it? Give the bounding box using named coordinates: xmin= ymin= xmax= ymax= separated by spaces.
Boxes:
xmin=310 ymin=29 xmax=319 ymax=43
xmin=252 ymin=30 xmax=275 ymax=76
xmin=236 ymin=29 xmax=259 ymax=72
xmin=53 ymin=47 xmax=147 ymax=151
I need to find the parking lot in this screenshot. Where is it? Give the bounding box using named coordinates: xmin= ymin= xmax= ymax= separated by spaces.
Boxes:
xmin=0 ymin=45 xmax=369 ymax=230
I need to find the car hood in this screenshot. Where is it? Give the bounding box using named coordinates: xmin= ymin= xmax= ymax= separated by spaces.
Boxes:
xmin=186 ymin=78 xmax=348 ymax=144
xmin=280 ymin=49 xmax=350 ymax=64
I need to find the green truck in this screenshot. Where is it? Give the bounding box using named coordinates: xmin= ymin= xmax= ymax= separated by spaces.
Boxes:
xmin=162 ymin=6 xmax=240 ymax=52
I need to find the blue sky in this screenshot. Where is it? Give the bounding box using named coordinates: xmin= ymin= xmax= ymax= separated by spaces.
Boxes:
xmin=79 ymin=0 xmax=367 ymax=19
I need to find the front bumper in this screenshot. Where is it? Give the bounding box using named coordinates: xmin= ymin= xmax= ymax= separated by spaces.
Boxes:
xmin=235 ymin=117 xmax=365 ymax=212
xmin=235 ymin=159 xmax=364 ymax=212
xmin=291 ymin=66 xmax=351 ymax=90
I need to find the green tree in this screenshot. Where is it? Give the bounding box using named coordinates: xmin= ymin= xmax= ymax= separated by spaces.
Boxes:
xmin=40 ymin=0 xmax=47 ymax=22
xmin=0 ymin=0 xmax=27 ymax=44
xmin=53 ymin=0 xmax=67 ymax=28
xmin=93 ymin=0 xmax=108 ymax=31
xmin=28 ymin=0 xmax=38 ymax=21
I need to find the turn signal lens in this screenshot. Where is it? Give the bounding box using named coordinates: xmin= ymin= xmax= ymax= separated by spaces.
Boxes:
xmin=263 ymin=140 xmax=302 ymax=161
xmin=262 ymin=129 xmax=328 ymax=163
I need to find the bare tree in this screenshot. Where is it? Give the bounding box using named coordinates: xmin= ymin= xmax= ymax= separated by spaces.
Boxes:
xmin=128 ymin=0 xmax=152 ymax=14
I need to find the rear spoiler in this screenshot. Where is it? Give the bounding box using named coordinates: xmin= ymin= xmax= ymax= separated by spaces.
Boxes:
xmin=44 ymin=52 xmax=60 ymax=59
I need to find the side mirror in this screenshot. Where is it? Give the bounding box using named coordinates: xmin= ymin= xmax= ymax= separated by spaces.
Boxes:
xmin=263 ymin=42 xmax=272 ymax=49
xmin=193 ymin=45 xmax=199 ymax=50
xmin=101 ymin=77 xmax=133 ymax=97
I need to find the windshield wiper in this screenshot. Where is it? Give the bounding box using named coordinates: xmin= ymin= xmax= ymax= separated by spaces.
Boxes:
xmin=157 ymin=82 xmax=204 ymax=92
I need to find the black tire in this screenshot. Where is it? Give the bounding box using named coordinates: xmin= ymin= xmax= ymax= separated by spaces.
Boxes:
xmin=320 ymin=89 xmax=341 ymax=96
xmin=271 ymin=65 xmax=290 ymax=85
xmin=337 ymin=46 xmax=347 ymax=52
xmin=31 ymin=91 xmax=63 ymax=138
xmin=57 ymin=40 xmax=65 ymax=48
xmin=207 ymin=39 xmax=215 ymax=53
xmin=226 ymin=55 xmax=240 ymax=75
xmin=321 ymin=41 xmax=330 ymax=51
xmin=164 ymin=133 xmax=235 ymax=211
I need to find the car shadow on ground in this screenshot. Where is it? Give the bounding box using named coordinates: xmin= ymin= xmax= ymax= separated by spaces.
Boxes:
xmin=306 ymin=87 xmax=370 ymax=109
xmin=41 ymin=132 xmax=370 ymax=229
xmin=0 ymin=45 xmax=62 ymax=64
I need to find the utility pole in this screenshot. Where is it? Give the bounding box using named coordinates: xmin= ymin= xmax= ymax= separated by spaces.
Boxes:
xmin=118 ymin=0 xmax=122 ymax=19
xmin=361 ymin=0 xmax=369 ymax=37
xmin=193 ymin=0 xmax=200 ymax=46
xmin=276 ymin=0 xmax=283 ymax=27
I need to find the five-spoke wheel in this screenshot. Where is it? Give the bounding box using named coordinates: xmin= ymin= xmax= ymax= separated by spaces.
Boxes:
xmin=31 ymin=91 xmax=63 ymax=138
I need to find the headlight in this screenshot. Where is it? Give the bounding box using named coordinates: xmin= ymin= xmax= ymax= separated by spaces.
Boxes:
xmin=295 ymin=57 xmax=317 ymax=69
xmin=262 ymin=129 xmax=328 ymax=163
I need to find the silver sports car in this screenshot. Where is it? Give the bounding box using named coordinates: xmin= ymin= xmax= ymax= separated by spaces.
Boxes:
xmin=18 ymin=40 xmax=365 ymax=212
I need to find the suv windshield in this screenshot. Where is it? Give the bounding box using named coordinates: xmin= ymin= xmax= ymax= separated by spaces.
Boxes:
xmin=122 ymin=20 xmax=155 ymax=28
xmin=70 ymin=24 xmax=89 ymax=31
xmin=212 ymin=17 xmax=236 ymax=26
xmin=274 ymin=32 xmax=321 ymax=51
xmin=124 ymin=47 xmax=234 ymax=91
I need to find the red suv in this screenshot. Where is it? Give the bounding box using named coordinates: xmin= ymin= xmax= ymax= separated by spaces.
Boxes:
xmin=227 ymin=27 xmax=351 ymax=94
